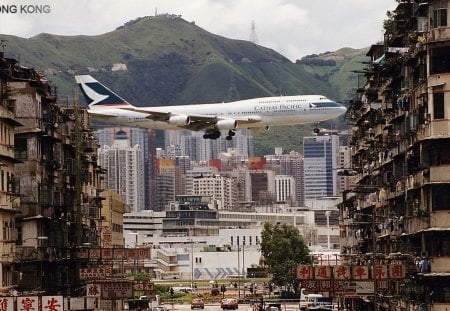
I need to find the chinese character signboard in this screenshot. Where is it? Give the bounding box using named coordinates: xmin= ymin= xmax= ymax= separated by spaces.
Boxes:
xmin=114 ymin=248 xmax=125 ymax=260
xmin=374 ymin=264 xmax=388 ymax=279
xmin=80 ymin=266 xmax=112 ymax=280
xmin=42 ymin=296 xmax=63 ymax=311
xmin=18 ymin=296 xmax=38 ymax=311
xmin=87 ymin=283 xmax=101 ymax=297
xmin=351 ymin=265 xmax=369 ymax=280
xmin=314 ymin=266 xmax=331 ymax=280
xmin=0 ymin=297 xmax=13 ymax=311
xmin=319 ymin=280 xmax=333 ymax=291
xmin=296 ymin=263 xmax=406 ymax=295
xmin=390 ymin=264 xmax=406 ymax=279
xmin=333 ymin=265 xmax=351 ymax=280
xmin=300 ymin=280 xmax=318 ymax=291
xmin=87 ymin=297 xmax=100 ymax=310
xmin=296 ymin=265 xmax=313 ymax=279
xmin=134 ymin=281 xmax=154 ymax=292
xmin=101 ymin=281 xmax=133 ymax=299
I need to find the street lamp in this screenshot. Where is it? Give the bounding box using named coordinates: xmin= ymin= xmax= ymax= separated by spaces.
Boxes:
xmin=325 ymin=211 xmax=331 ymax=250
xmin=237 ymin=236 xmax=240 ymax=299
xmin=190 ymin=239 xmax=194 ymax=289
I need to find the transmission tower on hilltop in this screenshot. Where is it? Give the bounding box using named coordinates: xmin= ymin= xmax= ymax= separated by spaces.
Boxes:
xmin=249 ymin=20 xmax=259 ymax=45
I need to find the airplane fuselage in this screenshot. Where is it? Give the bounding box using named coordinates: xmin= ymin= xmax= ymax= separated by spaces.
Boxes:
xmin=89 ymin=94 xmax=345 ymax=131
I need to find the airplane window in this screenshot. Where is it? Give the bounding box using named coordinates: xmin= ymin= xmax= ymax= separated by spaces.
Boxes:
xmin=311 ymin=102 xmax=341 ymax=107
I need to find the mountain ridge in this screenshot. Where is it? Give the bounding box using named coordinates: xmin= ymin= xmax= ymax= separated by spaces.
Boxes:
xmin=1 ymin=15 xmax=369 ymax=154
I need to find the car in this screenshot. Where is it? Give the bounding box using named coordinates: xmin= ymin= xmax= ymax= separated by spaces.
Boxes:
xmin=221 ymin=298 xmax=238 ymax=310
xmin=191 ymin=298 xmax=205 ymax=309
xmin=265 ymin=303 xmax=281 ymax=311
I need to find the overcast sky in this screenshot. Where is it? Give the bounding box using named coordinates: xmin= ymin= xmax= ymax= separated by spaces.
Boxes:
xmin=0 ymin=0 xmax=397 ymax=61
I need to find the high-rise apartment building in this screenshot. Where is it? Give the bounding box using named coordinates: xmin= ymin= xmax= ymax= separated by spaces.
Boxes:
xmin=274 ymin=175 xmax=296 ymax=204
xmin=98 ymin=130 xmax=144 ymax=212
xmin=341 ymin=1 xmax=450 ymax=309
xmin=165 ymin=129 xmax=254 ymax=161
xmin=303 ymin=135 xmax=340 ymax=199
xmin=95 ymin=126 xmax=156 ymax=210
xmin=191 ymin=175 xmax=236 ymax=210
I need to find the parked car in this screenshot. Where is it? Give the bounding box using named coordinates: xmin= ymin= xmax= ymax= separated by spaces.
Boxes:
xmin=191 ymin=298 xmax=205 ymax=309
xmin=221 ymin=298 xmax=238 ymax=310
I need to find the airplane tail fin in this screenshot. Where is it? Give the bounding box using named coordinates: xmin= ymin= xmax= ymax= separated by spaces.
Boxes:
xmin=75 ymin=75 xmax=134 ymax=109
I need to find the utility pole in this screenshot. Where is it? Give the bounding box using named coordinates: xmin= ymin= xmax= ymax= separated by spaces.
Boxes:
xmin=237 ymin=236 xmax=240 ymax=299
xmin=191 ymin=239 xmax=194 ymax=288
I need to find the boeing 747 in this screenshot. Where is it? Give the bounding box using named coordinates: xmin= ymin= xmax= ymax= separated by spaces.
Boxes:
xmin=75 ymin=75 xmax=346 ymax=140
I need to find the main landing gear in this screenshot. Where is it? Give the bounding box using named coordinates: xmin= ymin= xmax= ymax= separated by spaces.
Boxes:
xmin=202 ymin=130 xmax=236 ymax=140
xmin=203 ymin=130 xmax=221 ymax=139
xmin=225 ymin=130 xmax=236 ymax=140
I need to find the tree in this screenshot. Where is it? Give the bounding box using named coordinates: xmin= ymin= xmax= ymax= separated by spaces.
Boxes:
xmin=260 ymin=222 xmax=311 ymax=292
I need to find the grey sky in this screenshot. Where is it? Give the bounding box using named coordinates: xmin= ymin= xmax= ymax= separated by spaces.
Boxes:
xmin=0 ymin=0 xmax=397 ymax=61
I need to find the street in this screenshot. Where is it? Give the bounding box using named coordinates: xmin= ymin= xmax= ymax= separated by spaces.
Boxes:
xmin=160 ymin=302 xmax=299 ymax=311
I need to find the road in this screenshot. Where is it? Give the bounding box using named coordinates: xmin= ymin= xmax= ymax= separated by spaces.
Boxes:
xmin=162 ymin=302 xmax=299 ymax=311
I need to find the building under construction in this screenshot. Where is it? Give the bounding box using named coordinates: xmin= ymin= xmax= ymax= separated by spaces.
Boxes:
xmin=342 ymin=0 xmax=450 ymax=310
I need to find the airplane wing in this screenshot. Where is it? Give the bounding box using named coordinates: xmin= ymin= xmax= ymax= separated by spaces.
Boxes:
xmin=121 ymin=107 xmax=262 ymax=131
xmin=87 ymin=110 xmax=123 ymax=119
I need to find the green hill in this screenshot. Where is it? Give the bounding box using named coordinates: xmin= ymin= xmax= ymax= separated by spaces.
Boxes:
xmin=1 ymin=15 xmax=369 ymax=155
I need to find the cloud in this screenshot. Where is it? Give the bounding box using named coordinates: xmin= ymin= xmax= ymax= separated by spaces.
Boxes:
xmin=0 ymin=0 xmax=397 ymax=60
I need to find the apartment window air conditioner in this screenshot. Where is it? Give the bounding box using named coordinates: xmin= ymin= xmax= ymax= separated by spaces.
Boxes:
xmin=417 ymin=17 xmax=428 ymax=33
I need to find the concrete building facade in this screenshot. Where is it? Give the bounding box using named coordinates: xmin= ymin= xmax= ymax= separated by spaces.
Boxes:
xmin=343 ymin=1 xmax=450 ymax=309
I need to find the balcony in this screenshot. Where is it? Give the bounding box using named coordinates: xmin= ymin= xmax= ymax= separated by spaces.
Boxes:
xmin=430 ymin=257 xmax=450 ymax=273
xmin=404 ymin=217 xmax=430 ymax=235
xmin=428 ymin=27 xmax=450 ymax=43
xmin=431 ymin=211 xmax=450 ymax=228
xmin=417 ymin=120 xmax=450 ymax=140
xmin=430 ymin=164 xmax=450 ymax=182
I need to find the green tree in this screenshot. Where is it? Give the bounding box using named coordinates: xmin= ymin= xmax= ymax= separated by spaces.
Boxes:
xmin=260 ymin=223 xmax=311 ymax=292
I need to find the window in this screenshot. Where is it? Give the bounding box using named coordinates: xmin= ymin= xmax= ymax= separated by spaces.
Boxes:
xmin=433 ymin=184 xmax=450 ymax=210
xmin=15 ymin=137 xmax=28 ymax=160
xmin=433 ymin=7 xmax=448 ymax=28
xmin=433 ymin=92 xmax=445 ymax=119
xmin=431 ymin=47 xmax=450 ymax=74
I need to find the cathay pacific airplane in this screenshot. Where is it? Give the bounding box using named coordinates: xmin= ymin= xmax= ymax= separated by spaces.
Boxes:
xmin=75 ymin=75 xmax=346 ymax=140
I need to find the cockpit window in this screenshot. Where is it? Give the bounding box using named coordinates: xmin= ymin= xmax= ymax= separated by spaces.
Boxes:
xmin=311 ymin=102 xmax=341 ymax=107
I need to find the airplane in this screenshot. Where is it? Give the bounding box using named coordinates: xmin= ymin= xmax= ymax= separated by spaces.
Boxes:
xmin=75 ymin=75 xmax=347 ymax=140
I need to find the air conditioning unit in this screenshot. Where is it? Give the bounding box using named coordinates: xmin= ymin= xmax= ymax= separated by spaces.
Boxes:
xmin=417 ymin=17 xmax=428 ymax=33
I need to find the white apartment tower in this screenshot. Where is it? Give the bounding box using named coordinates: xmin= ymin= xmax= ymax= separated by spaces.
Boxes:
xmin=98 ymin=130 xmax=144 ymax=212
xmin=191 ymin=175 xmax=236 ymax=210
xmin=274 ymin=175 xmax=296 ymax=204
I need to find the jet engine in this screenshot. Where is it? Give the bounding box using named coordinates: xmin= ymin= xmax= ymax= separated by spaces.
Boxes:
xmin=168 ymin=115 xmax=190 ymax=126
xmin=215 ymin=119 xmax=237 ymax=130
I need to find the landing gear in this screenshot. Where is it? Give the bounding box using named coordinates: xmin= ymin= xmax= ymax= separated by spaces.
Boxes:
xmin=203 ymin=129 xmax=236 ymax=140
xmin=313 ymin=122 xmax=321 ymax=134
xmin=203 ymin=130 xmax=221 ymax=140
xmin=225 ymin=130 xmax=236 ymax=140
